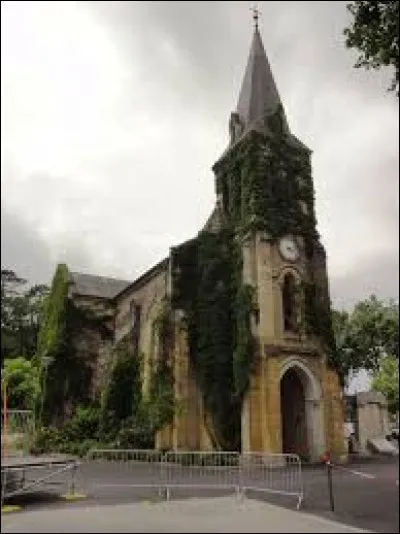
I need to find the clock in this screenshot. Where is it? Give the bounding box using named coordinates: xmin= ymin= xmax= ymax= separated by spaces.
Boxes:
xmin=278 ymin=236 xmax=299 ymax=262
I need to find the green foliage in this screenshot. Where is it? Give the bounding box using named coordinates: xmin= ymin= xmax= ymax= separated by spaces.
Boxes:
xmin=32 ymin=405 xmax=102 ymax=456
xmin=172 ymin=230 xmax=254 ymax=450
xmin=1 ymin=268 xmax=49 ymax=361
xmin=32 ymin=424 xmax=99 ymax=458
xmin=35 ymin=263 xmax=111 ymax=425
xmin=61 ymin=405 xmax=101 ymax=442
xmin=100 ymin=335 xmax=142 ymax=437
xmin=35 ymin=264 xmax=71 ymax=425
xmin=215 ymin=112 xmax=318 ymax=251
xmin=372 ymin=355 xmax=399 ymax=414
xmin=344 ymin=1 xmax=399 ymax=94
xmin=36 ymin=263 xmax=69 ymax=363
xmin=2 ymin=357 xmax=40 ymax=410
xmin=332 ymin=295 xmax=399 ymax=386
xmin=233 ymin=284 xmax=256 ymax=400
xmin=303 ymin=280 xmax=336 ymax=363
xmin=98 ymin=329 xmax=166 ymax=448
xmin=172 ymin=118 xmax=322 ymax=448
xmin=146 ymin=301 xmax=175 ymax=431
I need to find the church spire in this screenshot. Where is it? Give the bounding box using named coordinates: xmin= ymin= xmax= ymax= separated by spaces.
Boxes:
xmin=235 ymin=16 xmax=289 ymax=134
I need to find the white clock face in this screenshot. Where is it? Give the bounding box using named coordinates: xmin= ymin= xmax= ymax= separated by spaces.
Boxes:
xmin=279 ymin=237 xmax=299 ymax=262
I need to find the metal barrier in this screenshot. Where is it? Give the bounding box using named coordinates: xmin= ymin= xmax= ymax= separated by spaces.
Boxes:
xmin=86 ymin=449 xmax=303 ymax=508
xmin=1 ymin=410 xmax=34 ymax=458
xmin=1 ymin=456 xmax=80 ymax=504
xmin=240 ymin=453 xmax=303 ymax=510
xmin=162 ymin=451 xmax=240 ymax=499
xmin=86 ymin=449 xmax=166 ymax=494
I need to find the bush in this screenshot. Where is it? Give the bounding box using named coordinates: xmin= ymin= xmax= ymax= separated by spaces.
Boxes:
xmin=111 ymin=414 xmax=154 ymax=449
xmin=31 ymin=426 xmax=63 ymax=454
xmin=31 ymin=406 xmax=101 ymax=456
xmin=62 ymin=406 xmax=100 ymax=442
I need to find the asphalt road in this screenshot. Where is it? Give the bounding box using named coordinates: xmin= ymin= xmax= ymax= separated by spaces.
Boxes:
xmin=3 ymin=457 xmax=399 ymax=533
xmin=1 ymin=496 xmax=372 ymax=533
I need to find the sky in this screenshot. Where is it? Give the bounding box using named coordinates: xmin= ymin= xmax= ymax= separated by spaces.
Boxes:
xmin=1 ymin=0 xmax=399 ymax=318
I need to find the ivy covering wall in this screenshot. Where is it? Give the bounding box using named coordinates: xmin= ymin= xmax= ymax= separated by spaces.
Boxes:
xmin=171 ymin=230 xmax=255 ymax=450
xmin=37 ymin=264 xmax=115 ymax=426
xmin=170 ymin=108 xmax=338 ymax=450
xmin=145 ymin=299 xmax=175 ymax=432
xmin=35 ymin=108 xmax=338 ymax=452
xmin=35 ymin=263 xmax=73 ymax=425
xmin=214 ymin=109 xmax=318 ymax=252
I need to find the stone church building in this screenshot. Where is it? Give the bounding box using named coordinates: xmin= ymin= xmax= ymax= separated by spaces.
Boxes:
xmin=66 ymin=23 xmax=345 ymax=461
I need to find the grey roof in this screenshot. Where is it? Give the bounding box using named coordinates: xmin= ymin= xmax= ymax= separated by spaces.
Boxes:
xmin=69 ymin=271 xmax=131 ymax=299
xmin=236 ymin=26 xmax=289 ymax=134
xmin=213 ymin=28 xmax=310 ymax=169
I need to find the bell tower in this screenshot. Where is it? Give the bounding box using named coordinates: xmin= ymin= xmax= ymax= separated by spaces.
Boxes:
xmin=211 ymin=19 xmax=345 ymax=460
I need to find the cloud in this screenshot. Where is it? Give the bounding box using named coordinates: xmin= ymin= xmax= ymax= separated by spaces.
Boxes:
xmin=330 ymin=249 xmax=399 ymax=310
xmin=1 ymin=205 xmax=54 ymax=285
xmin=1 ymin=0 xmax=398 ymax=310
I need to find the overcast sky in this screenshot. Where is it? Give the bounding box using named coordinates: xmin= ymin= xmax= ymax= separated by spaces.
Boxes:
xmin=1 ymin=0 xmax=399 ymax=312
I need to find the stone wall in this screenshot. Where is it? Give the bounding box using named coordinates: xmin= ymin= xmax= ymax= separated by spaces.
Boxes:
xmin=70 ymin=295 xmax=115 ymax=403
xmin=239 ymin=231 xmax=344 ymax=460
xmin=356 ymin=391 xmax=390 ymax=453
xmin=241 ymin=353 xmax=340 ymax=461
xmin=114 ymin=264 xmax=169 ymax=396
xmin=155 ymin=319 xmax=214 ymax=451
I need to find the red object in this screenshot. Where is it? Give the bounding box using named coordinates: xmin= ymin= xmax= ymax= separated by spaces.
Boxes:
xmin=320 ymin=451 xmax=331 ymax=464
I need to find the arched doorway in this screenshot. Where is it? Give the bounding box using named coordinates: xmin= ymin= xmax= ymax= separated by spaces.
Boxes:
xmin=280 ymin=367 xmax=307 ymax=456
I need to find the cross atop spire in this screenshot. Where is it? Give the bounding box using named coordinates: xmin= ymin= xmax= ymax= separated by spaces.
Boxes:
xmin=235 ymin=20 xmax=290 ymax=136
xmin=250 ymin=3 xmax=260 ymax=29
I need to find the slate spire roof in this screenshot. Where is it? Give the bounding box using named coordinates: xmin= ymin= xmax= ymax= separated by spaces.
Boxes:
xmin=236 ymin=25 xmax=289 ymax=134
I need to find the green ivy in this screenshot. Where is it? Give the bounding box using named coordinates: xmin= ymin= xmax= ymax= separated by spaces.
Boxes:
xmin=215 ymin=108 xmax=337 ymax=368
xmin=146 ymin=299 xmax=175 ymax=431
xmin=36 ymin=264 xmax=113 ymax=426
xmin=171 ymin=230 xmax=254 ymax=451
xmin=99 ymin=335 xmax=142 ymax=438
xmin=35 ymin=264 xmax=71 ymax=425
xmin=214 ymin=108 xmax=318 ymax=254
xmin=170 ymin=107 xmax=340 ymax=449
xmin=233 ymin=284 xmax=256 ymax=399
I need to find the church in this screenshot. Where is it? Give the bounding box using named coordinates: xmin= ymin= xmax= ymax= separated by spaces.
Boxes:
xmin=55 ymin=20 xmax=345 ymax=461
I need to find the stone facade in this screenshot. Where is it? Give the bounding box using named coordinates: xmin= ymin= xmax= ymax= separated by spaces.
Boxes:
xmin=65 ymin=23 xmax=345 ymax=460
xmin=68 ymin=293 xmax=115 ymax=405
xmin=113 ymin=260 xmax=169 ymax=395
xmin=355 ymin=391 xmax=390 ymax=453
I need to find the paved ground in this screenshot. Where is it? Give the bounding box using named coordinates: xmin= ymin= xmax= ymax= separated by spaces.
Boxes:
xmin=2 ymin=457 xmax=398 ymax=533
xmin=1 ymin=496 xmax=372 ymax=533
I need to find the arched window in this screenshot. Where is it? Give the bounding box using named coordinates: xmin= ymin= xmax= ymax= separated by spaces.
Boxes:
xmin=282 ymin=273 xmax=297 ymax=332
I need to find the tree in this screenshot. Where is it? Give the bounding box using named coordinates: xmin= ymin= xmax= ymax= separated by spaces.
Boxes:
xmin=372 ymin=354 xmax=399 ymax=414
xmin=343 ymin=1 xmax=399 ymax=95
xmin=332 ymin=295 xmax=399 ymax=386
xmin=1 ymin=269 xmax=27 ymax=360
xmin=2 ymin=357 xmax=40 ymax=410
xmin=1 ymin=269 xmax=49 ymax=361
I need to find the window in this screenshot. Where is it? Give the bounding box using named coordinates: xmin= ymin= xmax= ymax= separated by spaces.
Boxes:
xmin=282 ymin=273 xmax=297 ymax=332
xmin=130 ymin=301 xmax=141 ymax=350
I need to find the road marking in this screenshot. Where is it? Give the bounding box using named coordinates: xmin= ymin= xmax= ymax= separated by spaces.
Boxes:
xmin=334 ymin=465 xmax=376 ymax=479
xmin=1 ymin=505 xmax=22 ymax=514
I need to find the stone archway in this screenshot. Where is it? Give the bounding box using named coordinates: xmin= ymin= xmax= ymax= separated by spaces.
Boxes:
xmin=280 ymin=368 xmax=307 ymax=455
xmin=279 ymin=358 xmax=325 ymax=461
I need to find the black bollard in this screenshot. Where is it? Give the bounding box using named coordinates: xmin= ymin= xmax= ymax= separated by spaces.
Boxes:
xmin=326 ymin=460 xmax=335 ymax=512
